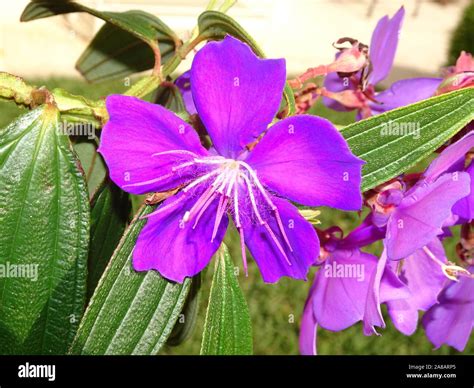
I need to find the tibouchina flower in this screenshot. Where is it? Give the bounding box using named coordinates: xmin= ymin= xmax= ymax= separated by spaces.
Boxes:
xmin=363 ymin=133 xmax=474 ymax=335
xmin=99 ymin=36 xmax=364 ymax=283
xmin=299 ymin=223 xmax=407 ymax=355
xmin=422 ymin=266 xmax=474 ymax=351
xmin=323 ymin=6 xmax=442 ymax=118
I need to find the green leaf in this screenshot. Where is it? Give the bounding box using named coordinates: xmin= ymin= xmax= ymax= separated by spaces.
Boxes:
xmin=0 ymin=105 xmax=90 ymax=354
xmin=200 ymin=244 xmax=252 ymax=355
xmin=21 ymin=2 xmax=180 ymax=82
xmin=76 ymin=11 xmax=178 ymax=83
xmin=87 ymin=180 xmax=130 ymax=300
xmin=72 ymin=140 xmax=106 ymax=196
xmin=341 ymin=88 xmax=474 ymax=192
xmin=167 ymin=273 xmax=201 ymax=347
xmin=154 ymin=83 xmax=186 ymax=113
xmin=70 ymin=205 xmax=192 ymax=355
xmin=197 ymin=10 xmax=296 ymax=116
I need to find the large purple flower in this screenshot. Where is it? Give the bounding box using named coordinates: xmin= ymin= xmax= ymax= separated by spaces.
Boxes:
xmin=99 ymin=36 xmax=364 ymax=283
xmin=323 ymin=7 xmax=442 ymax=118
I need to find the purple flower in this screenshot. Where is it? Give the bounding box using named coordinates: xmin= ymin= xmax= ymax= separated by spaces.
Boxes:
xmin=323 ymin=7 xmax=442 ymax=118
xmin=175 ymin=70 xmax=197 ymax=115
xmin=422 ymin=266 xmax=474 ymax=351
xmin=363 ymin=133 xmax=474 ymax=335
xmin=99 ymin=36 xmax=364 ymax=283
xmin=299 ymin=222 xmax=399 ymax=355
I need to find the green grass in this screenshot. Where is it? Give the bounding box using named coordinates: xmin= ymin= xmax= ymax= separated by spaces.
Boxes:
xmin=0 ymin=77 xmax=472 ymax=355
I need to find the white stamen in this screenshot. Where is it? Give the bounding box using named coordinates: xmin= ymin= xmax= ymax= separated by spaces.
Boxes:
xmin=423 ymin=246 xmax=473 ymax=281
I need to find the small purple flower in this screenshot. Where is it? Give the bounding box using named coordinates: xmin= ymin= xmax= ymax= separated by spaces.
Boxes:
xmin=323 ymin=6 xmax=442 ymax=118
xmin=422 ymin=266 xmax=474 ymax=351
xmin=175 ymin=70 xmax=197 ymax=115
xmin=299 ymin=223 xmax=407 ymax=355
xmin=99 ymin=36 xmax=364 ymax=283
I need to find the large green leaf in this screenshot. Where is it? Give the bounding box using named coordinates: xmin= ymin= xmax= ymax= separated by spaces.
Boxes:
xmin=197 ymin=10 xmax=295 ymax=116
xmin=200 ymin=244 xmax=252 ymax=355
xmin=341 ymin=88 xmax=474 ymax=192
xmin=76 ymin=11 xmax=178 ymax=82
xmin=0 ymin=105 xmax=89 ymax=354
xmin=21 ymin=2 xmax=180 ymax=82
xmin=70 ymin=205 xmax=192 ymax=355
xmin=87 ymin=180 xmax=130 ymax=300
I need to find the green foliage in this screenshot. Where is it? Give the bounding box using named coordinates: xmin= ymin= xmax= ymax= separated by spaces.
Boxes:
xmin=200 ymin=244 xmax=253 ymax=355
xmin=70 ymin=206 xmax=192 ymax=355
xmin=0 ymin=105 xmax=89 ymax=354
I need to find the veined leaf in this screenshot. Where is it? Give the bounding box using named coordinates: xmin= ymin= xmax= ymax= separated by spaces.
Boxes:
xmin=87 ymin=180 xmax=130 ymax=300
xmin=200 ymin=244 xmax=252 ymax=355
xmin=0 ymin=105 xmax=89 ymax=354
xmin=341 ymin=88 xmax=474 ymax=192
xmin=70 ymin=205 xmax=192 ymax=355
xmin=167 ymin=273 xmax=201 ymax=347
xmin=21 ymin=2 xmax=180 ymax=82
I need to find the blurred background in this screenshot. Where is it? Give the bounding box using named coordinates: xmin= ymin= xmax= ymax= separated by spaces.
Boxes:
xmin=1 ymin=0 xmax=473 ymax=355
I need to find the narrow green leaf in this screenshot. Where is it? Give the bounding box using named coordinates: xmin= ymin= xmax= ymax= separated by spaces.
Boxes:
xmin=0 ymin=105 xmax=90 ymax=354
xmin=87 ymin=180 xmax=130 ymax=300
xmin=200 ymin=244 xmax=252 ymax=355
xmin=197 ymin=10 xmax=296 ymax=116
xmin=70 ymin=205 xmax=192 ymax=355
xmin=167 ymin=273 xmax=201 ymax=347
xmin=341 ymin=88 xmax=474 ymax=192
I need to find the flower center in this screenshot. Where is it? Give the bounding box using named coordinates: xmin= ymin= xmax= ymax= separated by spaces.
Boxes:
xmin=141 ymin=151 xmax=294 ymax=274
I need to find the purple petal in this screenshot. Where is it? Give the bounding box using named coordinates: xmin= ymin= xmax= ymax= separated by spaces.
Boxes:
xmin=453 ymin=162 xmax=474 ymax=220
xmin=340 ymin=213 xmax=386 ymax=249
xmin=313 ymin=249 xmax=378 ymax=331
xmin=133 ymin=185 xmax=228 ymax=283
xmin=99 ymin=95 xmax=209 ymax=194
xmin=422 ymin=266 xmax=474 ymax=351
xmin=401 ymin=238 xmax=448 ymax=310
xmin=368 ymin=7 xmax=405 ymax=85
xmin=175 ymin=70 xmax=197 ymax=115
xmin=370 ymin=77 xmax=442 ymax=114
xmin=425 ymin=131 xmax=474 ymax=183
xmin=322 ymin=71 xmax=354 ymax=112
xmin=386 ymin=299 xmax=419 ymax=336
xmin=245 ymin=115 xmax=364 ymax=210
xmin=386 ymin=172 xmax=471 ymax=260
xmin=191 ymin=35 xmax=286 ymax=158
xmin=238 ymin=192 xmax=319 ymax=283
xmin=299 ymin=283 xmax=318 ymax=355
xmin=363 ymin=249 xmax=388 ymax=335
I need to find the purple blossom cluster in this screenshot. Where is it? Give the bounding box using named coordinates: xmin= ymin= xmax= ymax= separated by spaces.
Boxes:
xmin=97 ymin=6 xmax=473 ymax=355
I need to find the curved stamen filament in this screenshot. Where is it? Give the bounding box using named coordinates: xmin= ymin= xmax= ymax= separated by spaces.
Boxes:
xmin=122 ymin=172 xmax=175 ymax=188
xmin=183 ymin=168 xmax=221 ymax=193
xmin=233 ymin=183 xmax=248 ymax=275
xmin=152 ymin=150 xmax=200 ymax=158
xmin=423 ymin=246 xmax=474 ymax=281
xmin=241 ymin=174 xmax=291 ymax=266
xmin=239 ymin=161 xmax=293 ymax=252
